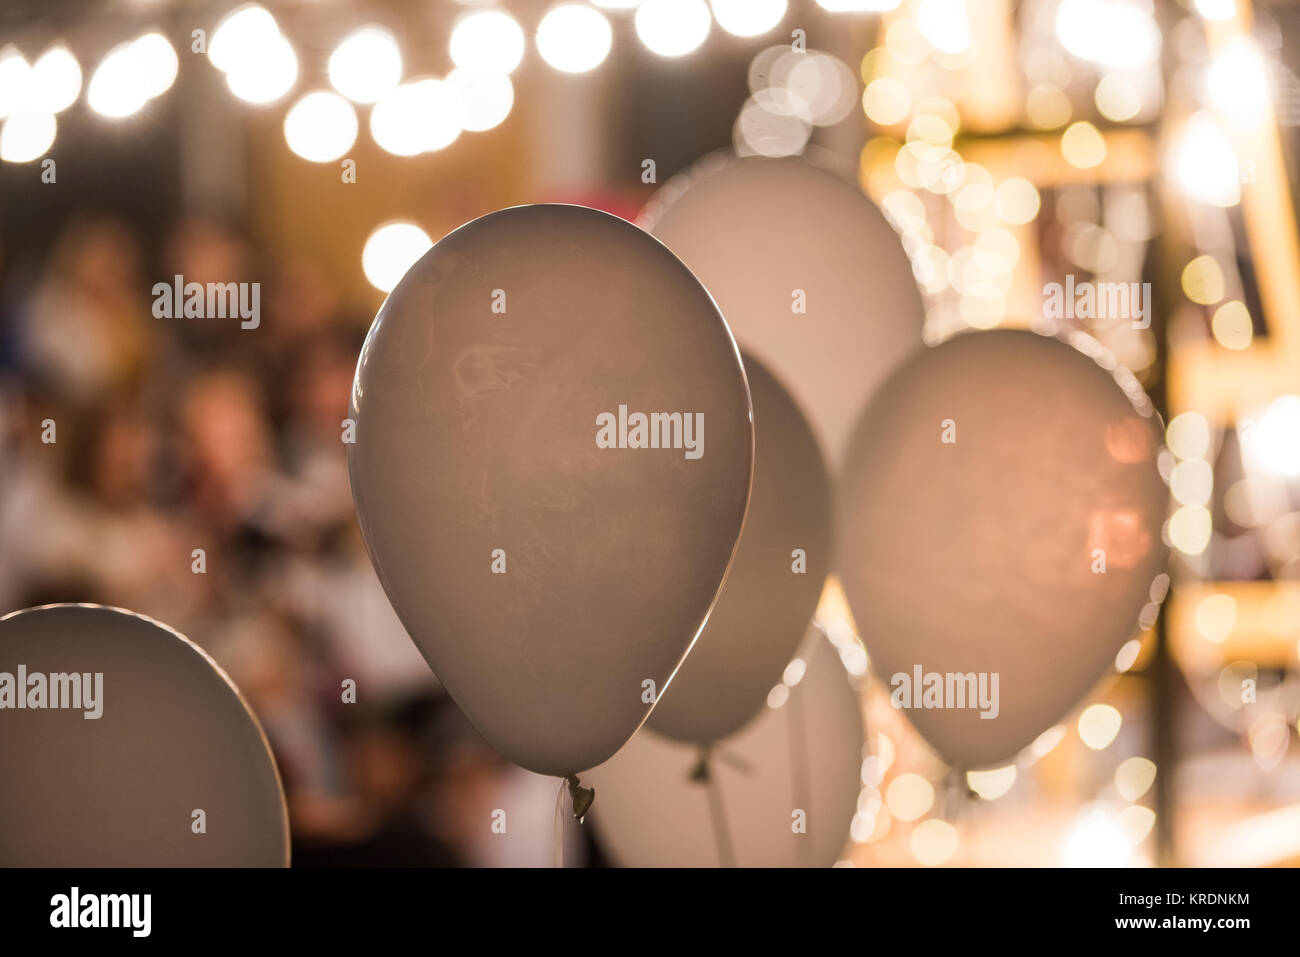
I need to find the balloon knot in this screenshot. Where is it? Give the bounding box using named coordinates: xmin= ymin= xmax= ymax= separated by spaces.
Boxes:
xmin=565 ymin=774 xmax=594 ymax=822
xmin=688 ymin=745 xmax=713 ymax=784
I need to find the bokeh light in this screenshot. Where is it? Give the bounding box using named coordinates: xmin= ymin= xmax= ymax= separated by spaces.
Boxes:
xmin=284 ymin=91 xmax=358 ymax=163
xmin=0 ymin=48 xmax=32 ymax=120
xmin=917 ymin=0 xmax=971 ymax=55
xmin=1166 ymin=412 xmax=1211 ymax=460
xmin=1115 ymin=758 xmax=1157 ymax=802
xmin=710 ymin=0 xmax=786 ymax=38
xmin=362 ymin=222 xmax=433 ymax=293
xmin=328 ymin=26 xmax=402 ymax=104
xmin=0 ymin=111 xmax=55 ymax=163
xmin=447 ymin=69 xmax=514 ymax=133
xmin=636 ymin=0 xmax=712 ymax=58
xmin=88 ymin=42 xmax=150 ymax=118
xmin=1206 ymin=37 xmax=1270 ymax=119
xmin=1181 ymin=254 xmax=1226 ymax=305
xmin=131 ymin=33 xmax=178 ymax=100
xmin=31 ymin=45 xmax=82 ymax=114
xmin=1061 ymin=121 xmax=1107 ymax=169
xmin=224 ymin=33 xmax=298 ymax=105
xmin=1211 ymin=301 xmax=1253 ymax=350
xmin=966 ymin=766 xmax=1017 ymax=800
xmin=1063 ymin=806 xmax=1131 ymax=866
xmin=370 ymin=78 xmax=463 ymax=156
xmin=1250 ymin=395 xmax=1300 ymax=477
xmin=449 ymin=10 xmax=526 ymax=76
xmin=209 ymin=4 xmax=280 ymax=75
xmin=1195 ymin=592 xmax=1237 ymax=643
xmin=536 ymin=5 xmax=613 ymax=74
xmin=885 ymin=773 xmax=934 ymax=821
xmin=1078 ymin=704 xmax=1122 ymax=750
xmin=911 ymin=818 xmax=958 ymax=865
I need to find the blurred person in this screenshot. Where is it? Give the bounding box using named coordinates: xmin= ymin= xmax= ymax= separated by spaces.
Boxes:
xmin=159 ymin=217 xmax=261 ymax=362
xmin=274 ymin=326 xmax=363 ymax=537
xmin=176 ymin=369 xmax=300 ymax=563
xmin=278 ymin=522 xmax=437 ymax=705
xmin=422 ymin=704 xmax=588 ymax=868
xmin=17 ymin=218 xmax=152 ymax=404
xmin=213 ymin=608 xmax=363 ymax=843
xmin=260 ymin=254 xmax=343 ymax=366
xmin=292 ymin=696 xmax=461 ymax=867
xmin=45 ymin=399 xmax=204 ymax=625
xmin=0 ymin=393 xmax=97 ymax=609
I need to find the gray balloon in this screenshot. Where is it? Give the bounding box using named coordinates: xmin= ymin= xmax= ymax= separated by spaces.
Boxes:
xmin=838 ymin=330 xmax=1169 ymax=769
xmin=589 ymin=626 xmax=864 ymax=867
xmin=643 ymin=153 xmax=925 ymax=469
xmin=0 ymin=604 xmax=289 ymax=866
xmin=649 ymin=353 xmax=831 ymax=743
xmin=348 ymin=204 xmax=754 ymax=777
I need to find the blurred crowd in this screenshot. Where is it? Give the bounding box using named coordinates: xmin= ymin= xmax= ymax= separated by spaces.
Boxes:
xmin=0 ymin=216 xmax=597 ymax=866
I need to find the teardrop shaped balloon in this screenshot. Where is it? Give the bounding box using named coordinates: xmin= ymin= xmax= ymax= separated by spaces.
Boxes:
xmin=588 ymin=626 xmax=864 ymax=867
xmin=0 ymin=604 xmax=289 ymax=866
xmin=348 ymin=204 xmax=754 ymax=777
xmin=837 ymin=329 xmax=1169 ymax=768
xmin=643 ymin=153 xmax=925 ymax=468
xmin=648 ymin=352 xmax=831 ymax=743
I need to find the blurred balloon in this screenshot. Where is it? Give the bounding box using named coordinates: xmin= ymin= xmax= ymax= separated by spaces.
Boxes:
xmin=0 ymin=604 xmax=288 ymax=866
xmin=643 ymin=153 xmax=925 ymax=468
xmin=649 ymin=352 xmax=830 ymax=743
xmin=838 ymin=330 xmax=1169 ymax=768
xmin=589 ymin=625 xmax=864 ymax=866
xmin=349 ymin=204 xmax=753 ymax=778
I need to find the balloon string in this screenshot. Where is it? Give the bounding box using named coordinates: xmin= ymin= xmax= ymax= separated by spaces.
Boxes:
xmin=554 ymin=778 xmax=567 ymax=869
xmin=788 ymin=672 xmax=813 ymax=867
xmin=944 ymin=767 xmax=966 ymax=820
xmin=699 ymin=747 xmax=736 ymax=868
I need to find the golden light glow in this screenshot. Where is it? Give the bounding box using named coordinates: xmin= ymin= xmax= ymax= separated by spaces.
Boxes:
xmin=994 ymin=177 xmax=1041 ymax=224
xmin=1170 ymin=459 xmax=1213 ymax=507
xmin=966 ymin=765 xmax=1017 ymax=800
xmin=1095 ymin=73 xmax=1140 ymax=122
xmin=1181 ymin=255 xmax=1226 ymax=305
xmin=911 ymin=818 xmax=958 ymax=865
xmin=1119 ymin=805 xmax=1156 ymax=844
xmin=885 ymin=773 xmax=934 ymax=822
xmin=1166 ymin=412 xmax=1211 ymax=460
xmin=1061 ymin=121 xmax=1107 ymax=169
xmin=1169 ymin=505 xmax=1213 ymax=555
xmin=1026 ymin=84 xmax=1071 ymax=129
xmin=1077 ymin=703 xmax=1122 ymax=750
xmin=1115 ymin=757 xmax=1157 ymax=802
xmin=1211 ymin=300 xmax=1253 ymax=350
xmin=863 ymin=77 xmax=911 ymax=126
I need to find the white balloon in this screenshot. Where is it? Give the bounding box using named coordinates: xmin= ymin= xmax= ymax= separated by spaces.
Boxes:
xmin=588 ymin=626 xmax=864 ymax=866
xmin=644 ymin=154 xmax=925 ymax=469
xmin=348 ymin=205 xmax=754 ymax=778
xmin=837 ymin=329 xmax=1169 ymax=768
xmin=647 ymin=353 xmax=831 ymax=744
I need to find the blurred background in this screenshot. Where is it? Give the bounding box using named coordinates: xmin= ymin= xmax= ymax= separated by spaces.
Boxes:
xmin=2 ymin=0 xmax=1300 ymax=867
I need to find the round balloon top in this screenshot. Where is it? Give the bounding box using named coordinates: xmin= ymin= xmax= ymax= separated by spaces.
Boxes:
xmin=643 ymin=153 xmax=926 ymax=469
xmin=649 ymin=352 xmax=832 ymax=744
xmin=0 ymin=604 xmax=289 ymax=866
xmin=348 ymin=204 xmax=754 ymax=777
xmin=837 ymin=329 xmax=1169 ymax=768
